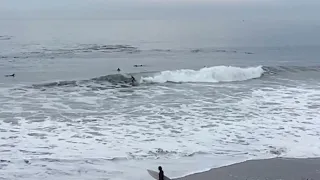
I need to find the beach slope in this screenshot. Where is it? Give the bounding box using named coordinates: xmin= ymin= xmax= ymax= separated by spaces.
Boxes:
xmin=176 ymin=158 xmax=320 ymax=180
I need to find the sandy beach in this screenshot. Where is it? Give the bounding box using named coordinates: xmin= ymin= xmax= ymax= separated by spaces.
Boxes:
xmin=176 ymin=158 xmax=320 ymax=180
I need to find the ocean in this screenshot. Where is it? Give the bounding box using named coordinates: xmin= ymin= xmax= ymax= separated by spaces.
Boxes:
xmin=0 ymin=19 xmax=320 ymax=180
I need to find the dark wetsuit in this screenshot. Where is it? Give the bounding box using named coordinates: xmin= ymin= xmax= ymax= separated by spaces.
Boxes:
xmin=5 ymin=73 xmax=15 ymax=77
xmin=159 ymin=170 xmax=164 ymax=180
xmin=131 ymin=76 xmax=136 ymax=84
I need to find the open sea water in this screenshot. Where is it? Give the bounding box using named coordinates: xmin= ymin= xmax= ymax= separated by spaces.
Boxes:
xmin=0 ymin=19 xmax=320 ymax=180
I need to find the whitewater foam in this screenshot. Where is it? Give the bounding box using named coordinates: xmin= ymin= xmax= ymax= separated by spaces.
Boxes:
xmin=141 ymin=66 xmax=264 ymax=83
xmin=1 ymin=66 xmax=320 ymax=180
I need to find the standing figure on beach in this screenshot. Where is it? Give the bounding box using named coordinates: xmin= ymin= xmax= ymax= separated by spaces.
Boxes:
xmin=158 ymin=166 xmax=164 ymax=180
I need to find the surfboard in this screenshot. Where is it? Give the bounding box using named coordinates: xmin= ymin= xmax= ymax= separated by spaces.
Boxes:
xmin=131 ymin=81 xmax=139 ymax=86
xmin=147 ymin=169 xmax=171 ymax=180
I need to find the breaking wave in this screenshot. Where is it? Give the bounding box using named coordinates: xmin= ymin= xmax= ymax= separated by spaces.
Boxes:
xmin=27 ymin=65 xmax=320 ymax=89
xmin=141 ymin=66 xmax=264 ymax=83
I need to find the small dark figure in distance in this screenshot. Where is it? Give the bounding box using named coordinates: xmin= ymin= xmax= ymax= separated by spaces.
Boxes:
xmin=117 ymin=68 xmax=121 ymax=72
xmin=134 ymin=64 xmax=143 ymax=67
xmin=158 ymin=166 xmax=164 ymax=180
xmin=131 ymin=75 xmax=136 ymax=83
xmin=5 ymin=73 xmax=15 ymax=77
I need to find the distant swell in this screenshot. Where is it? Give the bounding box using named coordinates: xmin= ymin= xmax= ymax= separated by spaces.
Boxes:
xmin=1 ymin=45 xmax=255 ymax=59
xmin=141 ymin=66 xmax=264 ymax=83
xmin=0 ymin=35 xmax=12 ymax=41
xmin=71 ymin=44 xmax=139 ymax=53
xmin=2 ymin=44 xmax=140 ymax=59
xmin=262 ymin=65 xmax=320 ymax=74
xmin=31 ymin=74 xmax=134 ymax=89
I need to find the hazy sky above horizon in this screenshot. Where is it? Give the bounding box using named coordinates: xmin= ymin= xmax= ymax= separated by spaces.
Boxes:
xmin=1 ymin=0 xmax=319 ymax=21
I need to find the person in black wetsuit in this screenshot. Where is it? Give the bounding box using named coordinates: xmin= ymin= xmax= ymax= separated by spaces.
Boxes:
xmin=158 ymin=166 xmax=164 ymax=180
xmin=131 ymin=75 xmax=136 ymax=84
xmin=5 ymin=73 xmax=15 ymax=77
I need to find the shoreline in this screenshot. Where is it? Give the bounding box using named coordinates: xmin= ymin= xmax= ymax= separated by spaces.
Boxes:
xmin=174 ymin=157 xmax=320 ymax=180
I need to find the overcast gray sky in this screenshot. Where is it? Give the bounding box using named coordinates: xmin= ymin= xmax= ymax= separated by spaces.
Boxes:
xmin=0 ymin=0 xmax=319 ymax=21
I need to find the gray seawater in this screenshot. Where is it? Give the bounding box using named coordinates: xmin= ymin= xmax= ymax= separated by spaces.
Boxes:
xmin=1 ymin=19 xmax=320 ymax=180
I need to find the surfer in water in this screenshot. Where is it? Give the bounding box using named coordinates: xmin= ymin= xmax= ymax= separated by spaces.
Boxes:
xmin=117 ymin=68 xmax=121 ymax=72
xmin=131 ymin=75 xmax=136 ymax=84
xmin=158 ymin=166 xmax=164 ymax=180
xmin=5 ymin=73 xmax=15 ymax=77
xmin=134 ymin=64 xmax=144 ymax=67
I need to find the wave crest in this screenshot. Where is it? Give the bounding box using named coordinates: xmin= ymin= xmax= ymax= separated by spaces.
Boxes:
xmin=0 ymin=35 xmax=12 ymax=41
xmin=141 ymin=66 xmax=264 ymax=83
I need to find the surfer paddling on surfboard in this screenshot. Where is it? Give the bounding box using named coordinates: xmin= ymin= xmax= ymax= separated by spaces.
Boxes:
xmin=158 ymin=166 xmax=164 ymax=180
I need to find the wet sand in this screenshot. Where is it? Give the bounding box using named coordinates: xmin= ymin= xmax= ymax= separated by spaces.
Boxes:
xmin=176 ymin=158 xmax=320 ymax=180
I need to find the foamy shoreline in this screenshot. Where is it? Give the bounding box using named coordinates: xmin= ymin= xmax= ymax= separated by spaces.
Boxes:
xmin=175 ymin=157 xmax=320 ymax=180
